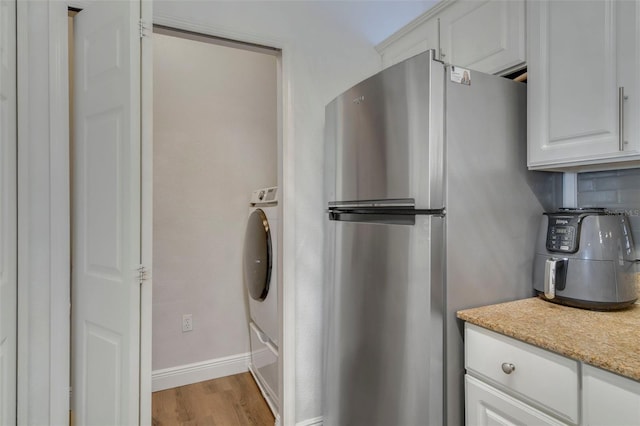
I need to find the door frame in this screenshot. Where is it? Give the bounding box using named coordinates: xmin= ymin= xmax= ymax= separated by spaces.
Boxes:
xmin=17 ymin=3 xmax=296 ymax=425
xmin=140 ymin=1 xmax=153 ymax=422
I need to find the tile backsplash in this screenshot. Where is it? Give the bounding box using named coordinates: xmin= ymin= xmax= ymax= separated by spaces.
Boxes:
xmin=577 ymin=168 xmax=640 ymax=255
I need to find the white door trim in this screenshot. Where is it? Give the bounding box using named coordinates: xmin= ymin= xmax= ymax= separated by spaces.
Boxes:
xmin=140 ymin=1 xmax=153 ymax=424
xmin=16 ymin=1 xmax=70 ymax=424
xmin=49 ymin=2 xmax=72 ymax=421
xmin=152 ymin=14 xmax=296 ymax=426
xmin=0 ymin=0 xmax=18 ymax=423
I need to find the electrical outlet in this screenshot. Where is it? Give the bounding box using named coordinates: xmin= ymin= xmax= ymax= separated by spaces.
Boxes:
xmin=182 ymin=314 xmax=193 ymax=332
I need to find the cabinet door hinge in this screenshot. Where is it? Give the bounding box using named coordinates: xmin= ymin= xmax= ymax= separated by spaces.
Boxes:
xmin=137 ymin=265 xmax=150 ymax=284
xmin=139 ymin=19 xmax=151 ymax=38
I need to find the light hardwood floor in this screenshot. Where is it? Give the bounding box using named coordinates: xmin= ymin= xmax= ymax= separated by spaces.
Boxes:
xmin=152 ymin=372 xmax=275 ymax=426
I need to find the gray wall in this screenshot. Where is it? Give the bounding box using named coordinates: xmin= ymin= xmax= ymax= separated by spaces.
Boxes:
xmin=153 ymin=32 xmax=277 ymax=370
xmin=577 ymin=168 xmax=640 ymax=254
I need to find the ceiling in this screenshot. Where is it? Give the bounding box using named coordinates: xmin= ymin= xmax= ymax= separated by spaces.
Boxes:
xmin=305 ymin=0 xmax=440 ymax=45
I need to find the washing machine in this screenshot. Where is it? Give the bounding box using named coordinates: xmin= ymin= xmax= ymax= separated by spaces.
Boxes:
xmin=243 ymin=186 xmax=279 ymax=416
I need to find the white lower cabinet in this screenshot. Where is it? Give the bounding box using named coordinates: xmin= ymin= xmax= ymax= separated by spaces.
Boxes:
xmin=466 ymin=375 xmax=567 ymax=426
xmin=465 ymin=323 xmax=640 ymax=426
xmin=582 ymin=364 xmax=640 ymax=426
xmin=465 ymin=324 xmax=578 ymax=424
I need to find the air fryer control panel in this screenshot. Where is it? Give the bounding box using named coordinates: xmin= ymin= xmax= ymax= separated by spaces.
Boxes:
xmin=546 ymin=215 xmax=580 ymax=253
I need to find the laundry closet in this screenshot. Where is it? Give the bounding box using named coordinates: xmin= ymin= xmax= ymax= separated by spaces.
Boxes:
xmin=151 ymin=27 xmax=279 ymax=414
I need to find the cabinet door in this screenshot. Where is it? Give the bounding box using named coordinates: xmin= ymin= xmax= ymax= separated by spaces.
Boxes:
xmin=378 ymin=17 xmax=438 ymax=69
xmin=528 ymin=0 xmax=640 ymax=170
xmin=439 ymin=0 xmax=525 ymax=75
xmin=466 ymin=375 xmax=568 ymax=426
xmin=583 ymin=364 xmax=640 ymax=425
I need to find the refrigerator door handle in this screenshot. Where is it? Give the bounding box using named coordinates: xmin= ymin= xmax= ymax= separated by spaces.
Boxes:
xmin=327 ymin=206 xmax=445 ymax=216
xmin=327 ymin=206 xmax=445 ymax=225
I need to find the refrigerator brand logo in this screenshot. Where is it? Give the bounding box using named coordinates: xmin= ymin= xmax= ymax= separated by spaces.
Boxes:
xmin=352 ymin=96 xmax=365 ymax=104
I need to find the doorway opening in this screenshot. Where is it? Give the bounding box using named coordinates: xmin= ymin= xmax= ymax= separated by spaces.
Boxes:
xmin=150 ymin=26 xmax=282 ymax=425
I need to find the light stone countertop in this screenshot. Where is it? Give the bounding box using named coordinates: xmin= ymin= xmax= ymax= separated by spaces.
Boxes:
xmin=457 ymin=297 xmax=640 ymax=382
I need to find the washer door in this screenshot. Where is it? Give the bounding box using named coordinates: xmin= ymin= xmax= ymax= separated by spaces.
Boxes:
xmin=244 ymin=209 xmax=272 ymax=301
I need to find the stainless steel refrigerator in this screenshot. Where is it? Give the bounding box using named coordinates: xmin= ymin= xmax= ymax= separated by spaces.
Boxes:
xmin=323 ymin=50 xmax=561 ymax=426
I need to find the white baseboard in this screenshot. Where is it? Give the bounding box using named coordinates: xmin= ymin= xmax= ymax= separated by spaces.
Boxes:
xmin=152 ymin=352 xmax=250 ymax=391
xmin=296 ymin=416 xmax=323 ymax=426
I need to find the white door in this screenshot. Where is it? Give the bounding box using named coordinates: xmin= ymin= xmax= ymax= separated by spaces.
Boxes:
xmin=72 ymin=1 xmax=142 ymax=424
xmin=0 ymin=0 xmax=17 ymax=424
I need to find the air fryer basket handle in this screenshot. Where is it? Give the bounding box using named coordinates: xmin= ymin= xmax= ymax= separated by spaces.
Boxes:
xmin=544 ymin=258 xmax=568 ymax=299
xmin=544 ymin=258 xmax=558 ymax=299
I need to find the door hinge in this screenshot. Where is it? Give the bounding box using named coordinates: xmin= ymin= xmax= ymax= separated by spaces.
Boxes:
xmin=139 ymin=19 xmax=151 ymax=38
xmin=69 ymin=386 xmax=74 ymax=426
xmin=137 ymin=265 xmax=150 ymax=284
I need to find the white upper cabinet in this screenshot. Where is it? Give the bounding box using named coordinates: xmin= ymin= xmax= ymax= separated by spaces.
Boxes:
xmin=378 ymin=10 xmax=440 ymax=69
xmin=377 ymin=0 xmax=526 ymax=75
xmin=438 ymin=0 xmax=525 ymax=75
xmin=528 ymin=0 xmax=640 ymax=170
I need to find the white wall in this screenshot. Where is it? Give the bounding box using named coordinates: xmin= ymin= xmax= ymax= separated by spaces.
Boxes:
xmin=153 ymin=2 xmax=396 ymax=422
xmin=153 ymin=32 xmax=277 ymax=370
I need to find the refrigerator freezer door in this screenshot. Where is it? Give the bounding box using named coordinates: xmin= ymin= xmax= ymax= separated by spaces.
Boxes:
xmin=326 ymin=50 xmax=444 ymax=209
xmin=443 ymin=69 xmax=557 ymax=426
xmin=324 ymin=215 xmax=445 ymax=426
